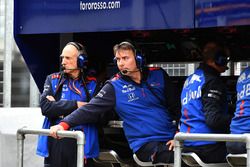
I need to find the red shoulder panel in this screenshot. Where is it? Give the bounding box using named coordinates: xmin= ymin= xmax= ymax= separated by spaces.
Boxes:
xmin=111 ymin=73 xmax=120 ymax=81
xmin=51 ymin=74 xmax=60 ymax=79
xmin=148 ymin=67 xmax=160 ymax=71
xmin=86 ymin=76 xmax=97 ymax=82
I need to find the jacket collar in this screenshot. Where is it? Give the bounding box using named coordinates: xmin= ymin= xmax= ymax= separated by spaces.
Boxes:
xmin=198 ymin=63 xmax=220 ymax=76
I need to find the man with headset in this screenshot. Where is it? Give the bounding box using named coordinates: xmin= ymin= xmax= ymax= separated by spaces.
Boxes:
xmin=49 ymin=41 xmax=181 ymax=164
xmin=36 ymin=42 xmax=99 ymax=167
xmin=180 ymin=41 xmax=233 ymax=163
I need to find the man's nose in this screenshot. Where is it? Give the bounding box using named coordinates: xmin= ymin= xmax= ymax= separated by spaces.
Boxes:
xmin=61 ymin=57 xmax=66 ymax=65
xmin=118 ymin=59 xmax=124 ymax=66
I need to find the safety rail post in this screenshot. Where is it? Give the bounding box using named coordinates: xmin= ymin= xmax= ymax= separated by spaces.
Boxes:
xmin=174 ymin=139 xmax=182 ymax=167
xmin=174 ymin=132 xmax=249 ymax=167
xmin=17 ymin=132 xmax=25 ymax=167
xmin=246 ymin=135 xmax=250 ymax=167
xmin=16 ymin=127 xmax=85 ymax=167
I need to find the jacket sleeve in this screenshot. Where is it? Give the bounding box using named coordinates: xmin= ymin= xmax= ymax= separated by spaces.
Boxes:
xmin=162 ymin=69 xmax=181 ymax=123
xmin=62 ymin=82 xmax=116 ymax=127
xmin=202 ymin=78 xmax=231 ymax=132
xmin=40 ymin=75 xmax=78 ymax=119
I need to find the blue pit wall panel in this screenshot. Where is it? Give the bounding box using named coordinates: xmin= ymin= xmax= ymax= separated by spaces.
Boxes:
xmin=14 ymin=0 xmax=195 ymax=92
xmin=13 ymin=0 xmax=250 ymax=92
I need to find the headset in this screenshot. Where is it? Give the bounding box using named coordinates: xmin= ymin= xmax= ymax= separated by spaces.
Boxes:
xmin=65 ymin=42 xmax=88 ymax=70
xmin=214 ymin=50 xmax=230 ymax=67
xmin=113 ymin=41 xmax=145 ymax=69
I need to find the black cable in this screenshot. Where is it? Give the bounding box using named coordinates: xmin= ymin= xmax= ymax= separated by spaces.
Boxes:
xmin=81 ymin=72 xmax=91 ymax=102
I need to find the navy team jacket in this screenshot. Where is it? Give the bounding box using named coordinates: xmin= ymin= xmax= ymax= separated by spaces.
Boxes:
xmin=37 ymin=72 xmax=99 ymax=158
xmin=61 ymin=67 xmax=180 ymax=153
xmin=230 ymin=67 xmax=250 ymax=134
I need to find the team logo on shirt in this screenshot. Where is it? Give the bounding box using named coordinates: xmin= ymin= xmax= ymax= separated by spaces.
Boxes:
xmin=97 ymin=90 xmax=106 ymax=97
xmin=238 ymin=72 xmax=250 ymax=84
xmin=237 ymin=83 xmax=250 ymax=100
xmin=150 ymin=82 xmax=160 ymax=87
xmin=184 ymin=74 xmax=202 ymax=88
xmin=43 ymin=85 xmax=50 ymax=93
xmin=238 ymin=73 xmax=246 ymax=83
xmin=127 ymin=92 xmax=139 ymax=102
xmin=237 ymin=71 xmax=250 ymax=100
xmin=61 ymin=85 xmax=67 ymax=99
xmin=88 ymin=89 xmax=92 ymax=94
xmin=182 ymin=86 xmax=202 ymax=105
xmin=61 ymin=93 xmax=65 ymax=99
xmin=122 ymin=84 xmax=135 ymax=93
xmin=62 ymin=84 xmax=69 ymax=92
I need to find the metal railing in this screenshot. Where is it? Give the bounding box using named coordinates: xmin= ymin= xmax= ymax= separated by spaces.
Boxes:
xmin=16 ymin=127 xmax=85 ymax=167
xmin=174 ymin=133 xmax=250 ymax=167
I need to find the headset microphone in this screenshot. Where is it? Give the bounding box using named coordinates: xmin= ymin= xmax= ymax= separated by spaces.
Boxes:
xmin=61 ymin=66 xmax=79 ymax=71
xmin=121 ymin=69 xmax=140 ymax=75
xmin=121 ymin=70 xmax=128 ymax=75
xmin=66 ymin=68 xmax=79 ymax=70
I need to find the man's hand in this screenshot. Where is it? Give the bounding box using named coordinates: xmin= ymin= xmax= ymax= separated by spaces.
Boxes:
xmin=49 ymin=125 xmax=64 ymax=139
xmin=166 ymin=140 xmax=175 ymax=151
xmin=77 ymin=101 xmax=87 ymax=108
xmin=46 ymin=95 xmax=55 ymax=101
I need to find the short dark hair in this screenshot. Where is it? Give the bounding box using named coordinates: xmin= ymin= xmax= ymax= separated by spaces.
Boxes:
xmin=202 ymin=41 xmax=229 ymax=63
xmin=113 ymin=41 xmax=136 ymax=56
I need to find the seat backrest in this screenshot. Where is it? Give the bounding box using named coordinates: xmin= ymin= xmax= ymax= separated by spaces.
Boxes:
xmin=226 ymin=153 xmax=247 ymax=167
xmin=133 ymin=154 xmax=173 ymax=167
xmin=182 ymin=153 xmax=201 ymax=167
xmin=93 ymin=149 xmax=131 ymax=165
xmin=182 ymin=152 xmax=230 ymax=167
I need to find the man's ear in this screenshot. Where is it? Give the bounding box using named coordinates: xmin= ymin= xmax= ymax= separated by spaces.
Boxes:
xmin=206 ymin=59 xmax=214 ymax=66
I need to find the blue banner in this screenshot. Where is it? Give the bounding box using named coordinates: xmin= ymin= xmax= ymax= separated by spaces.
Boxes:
xmin=14 ymin=0 xmax=194 ymax=34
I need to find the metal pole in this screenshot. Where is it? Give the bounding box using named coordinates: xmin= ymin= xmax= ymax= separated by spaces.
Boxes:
xmin=246 ymin=135 xmax=250 ymax=167
xmin=175 ymin=133 xmax=247 ymax=142
xmin=174 ymin=139 xmax=182 ymax=167
xmin=16 ymin=128 xmax=85 ymax=167
xmin=76 ymin=131 xmax=84 ymax=167
xmin=3 ymin=0 xmax=13 ymax=107
xmin=16 ymin=131 xmax=25 ymax=167
xmin=174 ymin=133 xmax=249 ymax=167
xmin=29 ymin=74 xmax=39 ymax=107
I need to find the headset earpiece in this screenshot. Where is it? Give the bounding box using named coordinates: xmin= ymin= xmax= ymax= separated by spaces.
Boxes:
xmin=113 ymin=57 xmax=117 ymax=65
xmin=66 ymin=42 xmax=88 ymax=69
xmin=135 ymin=51 xmax=145 ymax=69
xmin=77 ymin=54 xmax=88 ymax=69
xmin=214 ymin=51 xmax=229 ymax=67
xmin=114 ymin=41 xmax=145 ymax=69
